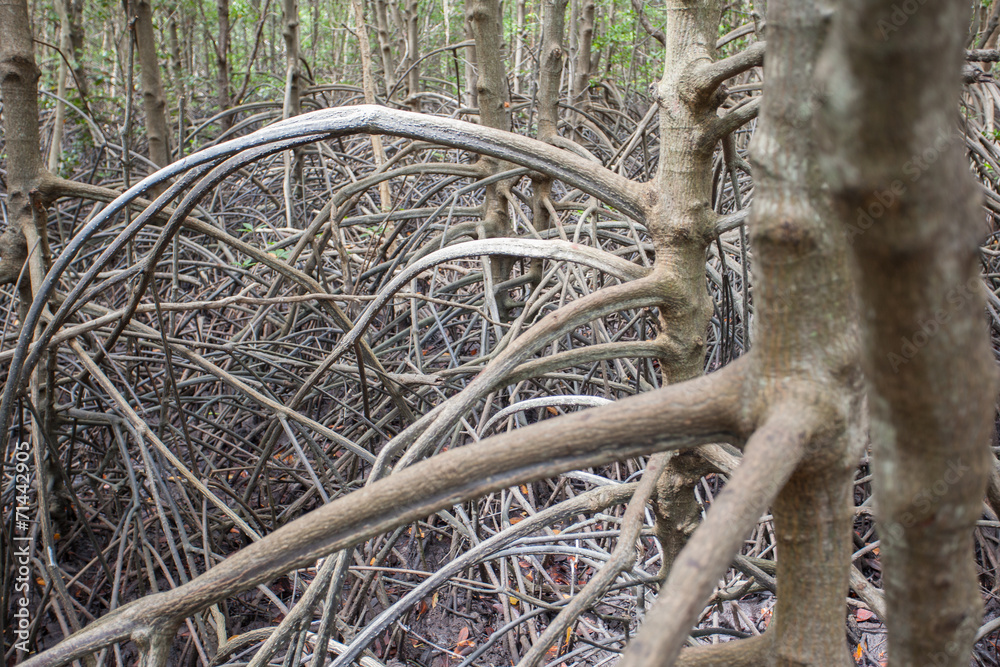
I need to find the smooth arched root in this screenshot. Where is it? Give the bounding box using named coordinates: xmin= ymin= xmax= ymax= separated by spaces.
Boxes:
xmin=19 ymin=362 xmax=747 ymax=667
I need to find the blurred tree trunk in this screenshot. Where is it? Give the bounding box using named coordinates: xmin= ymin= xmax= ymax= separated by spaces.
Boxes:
xmin=168 ymin=9 xmax=186 ymax=134
xmin=535 ymin=0 xmax=566 ymax=142
xmin=819 ymin=0 xmax=997 ymax=664
xmin=404 ymin=0 xmax=420 ymax=106
xmin=215 ymin=0 xmax=232 ymax=131
xmin=512 ymin=0 xmax=526 ymax=95
xmin=69 ymin=0 xmax=88 ymax=99
xmin=463 ymin=8 xmax=478 ymax=108
xmin=47 ymin=0 xmax=73 ymax=174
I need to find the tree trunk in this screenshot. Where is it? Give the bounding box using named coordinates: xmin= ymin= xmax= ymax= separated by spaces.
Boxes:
xmin=350 ymin=0 xmax=391 ymax=212
xmin=466 ymin=0 xmax=510 ymax=131
xmin=68 ymin=0 xmax=88 ymax=100
xmin=747 ymin=0 xmax=861 ymax=663
xmin=535 ymin=0 xmax=566 ymax=142
xmin=0 ymin=0 xmax=43 ymax=294
xmin=569 ymin=0 xmax=594 ymax=114
xmin=512 ymin=0 xmax=526 ymax=95
xmin=372 ymin=0 xmax=397 ymax=96
xmin=282 ymin=0 xmax=302 ymax=118
xmin=818 ymin=1 xmax=997 ymax=664
xmin=646 ymin=0 xmax=737 ymax=569
xmin=168 ymin=10 xmax=186 ymax=132
xmin=216 ymin=0 xmax=232 ymax=131
xmin=132 ymin=0 xmax=172 ymax=170
xmin=463 ymin=8 xmax=478 ymax=108
xmin=466 ymin=0 xmax=516 ymax=318
xmin=0 ymin=1 xmax=76 ymax=646
xmin=402 ymin=0 xmax=421 ymax=107
xmin=48 ymin=0 xmax=73 ymax=174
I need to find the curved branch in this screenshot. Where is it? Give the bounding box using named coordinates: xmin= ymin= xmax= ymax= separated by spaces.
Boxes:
xmin=689 ymin=41 xmax=766 ymax=98
xmin=0 ymin=105 xmax=646 ymax=449
xmin=676 ymin=632 xmax=772 ymax=667
xmin=710 ymin=97 xmax=761 ymax=142
xmin=367 ymin=335 xmax=674 ymax=482
xmin=289 ymin=236 xmax=649 ymax=408
xmin=479 ymin=394 xmax=613 ymax=435
xmin=620 ymin=404 xmax=817 ymax=667
xmin=329 ymin=483 xmax=640 ymax=667
xmin=398 ymin=275 xmax=670 ymax=468
xmin=629 ymin=0 xmax=664 ymax=45
xmin=518 ymin=453 xmax=668 ymax=667
xmin=19 ymin=363 xmax=747 ymax=667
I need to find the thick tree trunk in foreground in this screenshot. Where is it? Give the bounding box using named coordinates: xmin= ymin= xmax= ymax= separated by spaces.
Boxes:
xmin=819 ymin=1 xmax=996 ymax=664
xmin=747 ymin=1 xmax=861 ymax=664
xmin=621 ymin=1 xmax=864 ymax=664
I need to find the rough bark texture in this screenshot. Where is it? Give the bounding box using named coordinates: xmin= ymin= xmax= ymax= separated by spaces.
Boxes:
xmin=647 ymin=0 xmax=733 ymax=568
xmin=536 ymin=0 xmax=567 ymax=141
xmin=466 ymin=0 xmax=511 ymax=131
xmin=0 ymin=0 xmax=44 ymax=290
xmin=749 ymin=2 xmax=862 ymax=664
xmin=621 ymin=1 xmax=864 ymax=664
xmin=818 ymin=1 xmax=997 ymax=665
xmin=373 ymin=0 xmax=397 ymax=95
xmin=466 ymin=0 xmax=516 ymax=317
xmin=133 ymin=0 xmax=172 ymax=169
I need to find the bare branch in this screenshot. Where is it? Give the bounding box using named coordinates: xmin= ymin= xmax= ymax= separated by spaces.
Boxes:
xmin=19 ymin=363 xmax=747 ymax=667
xmin=688 ymin=42 xmax=766 ymax=100
xmin=620 ymin=405 xmax=820 ymax=667
xmin=629 ymin=0 xmax=665 ymax=45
